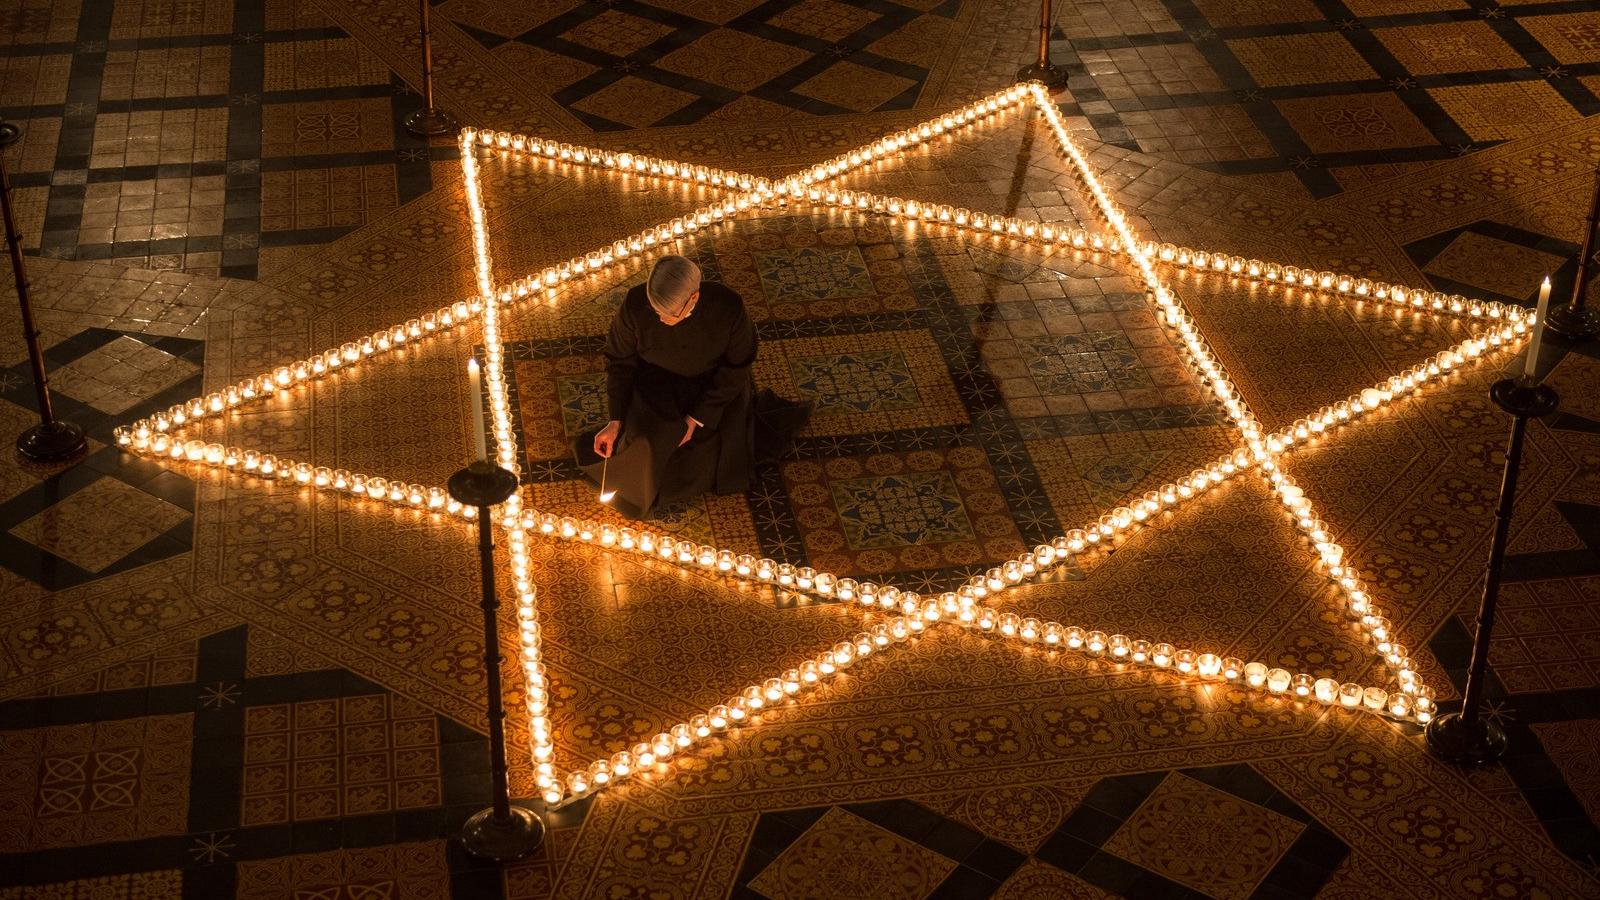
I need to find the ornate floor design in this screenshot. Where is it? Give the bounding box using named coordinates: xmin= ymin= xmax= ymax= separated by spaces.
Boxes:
xmin=3 ymin=1 xmax=1600 ymax=897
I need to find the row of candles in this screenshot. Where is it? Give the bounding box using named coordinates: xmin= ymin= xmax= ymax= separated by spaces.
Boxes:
xmin=108 ymin=75 xmax=1528 ymax=455
xmin=113 ymin=81 xmax=1540 ymax=806
xmin=1025 ymin=80 xmax=1443 ymax=709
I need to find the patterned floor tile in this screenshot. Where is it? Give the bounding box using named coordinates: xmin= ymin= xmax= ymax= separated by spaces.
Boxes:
xmin=793 ymin=62 xmax=919 ymax=113
xmin=1101 ymin=772 xmax=1304 ymax=900
xmin=1427 ymin=82 xmax=1584 ymax=143
xmin=748 ymin=806 xmax=957 ymax=900
xmin=1422 ymin=231 xmax=1564 ymax=301
xmin=1531 ymin=720 xmax=1600 ymax=827
xmin=1372 ymin=22 xmax=1527 ymax=76
xmin=235 ymin=840 xmax=450 ymax=900
xmin=654 ymin=28 xmax=811 ymax=94
xmin=0 ymin=714 xmax=191 ymax=852
xmin=1225 ymin=34 xmax=1378 ymax=88
xmin=8 ymin=477 xmax=190 ymax=573
xmin=240 ymin=693 xmax=442 ymax=826
xmin=4 ymin=2 xmax=1600 ymax=897
xmin=993 ymin=859 xmax=1114 ymax=899
xmin=1274 ymin=92 xmax=1438 ymax=156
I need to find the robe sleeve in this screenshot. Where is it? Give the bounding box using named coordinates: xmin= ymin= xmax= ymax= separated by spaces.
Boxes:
xmin=604 ymin=300 xmax=640 ymax=422
xmin=689 ymin=300 xmax=756 ymax=430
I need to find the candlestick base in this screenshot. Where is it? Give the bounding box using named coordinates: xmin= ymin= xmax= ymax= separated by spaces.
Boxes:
xmin=404 ymin=106 xmax=458 ymax=138
xmin=1424 ymin=711 xmax=1507 ymax=766
xmin=459 ymin=804 xmax=544 ymax=862
xmin=448 ymin=460 xmax=518 ymax=508
xmin=0 ymin=121 xmax=20 ymax=149
xmin=1489 ymin=379 xmax=1559 ymax=419
xmin=1544 ymin=303 xmax=1600 ymax=341
xmin=1017 ymin=61 xmax=1066 ymax=89
xmin=17 ymin=420 xmax=87 ymax=463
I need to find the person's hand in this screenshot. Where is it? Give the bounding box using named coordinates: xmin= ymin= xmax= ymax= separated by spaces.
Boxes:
xmin=594 ymin=420 xmax=622 ymax=458
xmin=679 ymin=416 xmax=698 ymax=447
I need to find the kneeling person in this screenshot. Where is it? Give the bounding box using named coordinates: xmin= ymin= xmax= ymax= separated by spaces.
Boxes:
xmin=575 ymin=255 xmax=806 ymax=518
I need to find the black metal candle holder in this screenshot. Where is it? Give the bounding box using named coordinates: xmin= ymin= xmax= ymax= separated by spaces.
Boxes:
xmin=2 ymin=122 xmax=85 ymax=463
xmin=1017 ymin=0 xmax=1066 ymax=89
xmin=449 ymin=460 xmax=544 ymax=862
xmin=1424 ymin=377 xmax=1558 ymax=765
xmin=1546 ymin=166 xmax=1600 ymax=340
xmin=403 ymin=0 xmax=458 ymax=138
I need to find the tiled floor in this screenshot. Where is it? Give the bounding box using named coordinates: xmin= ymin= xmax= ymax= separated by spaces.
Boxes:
xmin=3 ymin=1 xmax=1600 ymax=898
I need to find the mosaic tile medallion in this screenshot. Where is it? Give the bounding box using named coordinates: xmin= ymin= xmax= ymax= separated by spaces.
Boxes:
xmin=789 ymin=349 xmax=921 ymax=414
xmin=783 ymin=446 xmax=1026 ymax=580
xmin=554 ymin=372 xmax=609 ymax=439
xmin=831 ymin=470 xmax=975 ymax=550
xmin=754 ymin=245 xmax=875 ymax=302
xmin=1024 ymin=333 xmax=1152 ymax=395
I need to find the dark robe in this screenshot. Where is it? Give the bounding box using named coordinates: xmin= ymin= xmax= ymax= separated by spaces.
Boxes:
xmin=574 ymin=282 xmax=808 ymax=518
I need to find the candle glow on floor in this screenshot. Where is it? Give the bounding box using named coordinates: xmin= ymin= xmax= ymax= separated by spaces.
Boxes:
xmin=112 ymin=82 xmax=1540 ymax=808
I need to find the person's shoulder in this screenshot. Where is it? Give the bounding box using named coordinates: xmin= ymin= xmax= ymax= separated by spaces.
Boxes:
xmin=620 ymin=283 xmax=651 ymax=315
xmin=701 ymin=281 xmax=745 ymax=316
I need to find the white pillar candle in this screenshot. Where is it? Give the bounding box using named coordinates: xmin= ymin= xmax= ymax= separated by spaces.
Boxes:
xmin=1524 ymin=276 xmax=1551 ymax=382
xmin=467 ymin=357 xmax=488 ymax=462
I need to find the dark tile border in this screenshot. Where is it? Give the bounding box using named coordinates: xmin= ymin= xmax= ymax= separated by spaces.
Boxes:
xmin=0 ymin=328 xmax=204 ymax=590
xmin=1035 ymin=765 xmax=1349 ymax=899
xmin=728 ymin=798 xmax=1026 ymax=899
xmin=0 ymin=624 xmax=556 ymax=898
xmin=1426 ymin=616 xmax=1600 ymax=868
xmin=498 ymin=0 xmax=953 ymax=130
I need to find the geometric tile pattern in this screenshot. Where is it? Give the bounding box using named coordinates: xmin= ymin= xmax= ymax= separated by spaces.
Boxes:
xmin=1100 ymin=772 xmax=1303 ymax=900
xmin=0 ymin=714 xmax=191 ymax=852
xmin=1036 ymin=766 xmax=1346 ymax=898
xmin=0 ymin=327 xmax=203 ymax=590
xmin=467 ymin=0 xmax=952 ymax=130
xmin=507 ymin=212 xmax=1215 ymax=590
xmin=7 ymin=476 xmax=190 ymax=573
xmin=0 ymin=626 xmax=500 ymax=896
xmin=65 ymin=339 xmax=183 ymax=413
xmin=1053 ymin=1 xmax=1600 ymax=196
xmin=241 ymin=694 xmax=443 ymax=826
xmin=5 ymin=1 xmax=1600 ymax=898
xmin=747 ymin=806 xmax=957 ymax=899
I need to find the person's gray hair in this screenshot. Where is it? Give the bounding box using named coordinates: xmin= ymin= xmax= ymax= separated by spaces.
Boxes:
xmin=645 ymin=255 xmax=702 ymax=314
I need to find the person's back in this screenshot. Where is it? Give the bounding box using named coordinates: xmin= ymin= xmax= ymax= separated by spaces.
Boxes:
xmin=573 ymin=256 xmax=809 ymax=518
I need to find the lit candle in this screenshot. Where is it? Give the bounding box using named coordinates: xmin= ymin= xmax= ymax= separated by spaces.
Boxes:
xmin=467 ymin=358 xmax=487 ymax=462
xmin=1524 ymin=276 xmax=1550 ymax=382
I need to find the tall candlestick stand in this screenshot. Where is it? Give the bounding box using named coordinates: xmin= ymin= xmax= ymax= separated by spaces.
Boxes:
xmin=450 ymin=460 xmax=544 ymax=861
xmin=1425 ymin=377 xmax=1558 ymax=765
xmin=1546 ymin=164 xmax=1600 ymax=340
xmin=1017 ymin=0 xmax=1066 ymax=89
xmin=2 ymin=127 xmax=86 ymax=463
xmin=0 ymin=116 xmax=20 ymax=149
xmin=403 ymin=0 xmax=458 ymax=138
